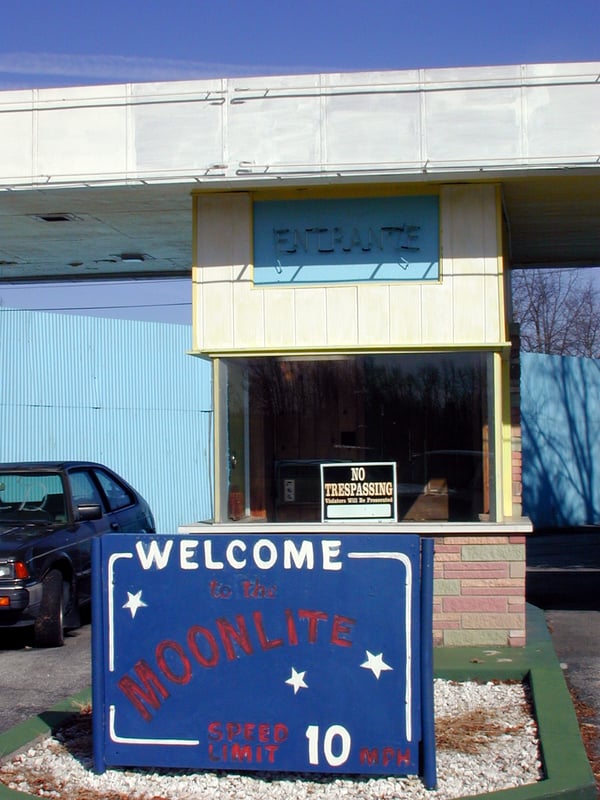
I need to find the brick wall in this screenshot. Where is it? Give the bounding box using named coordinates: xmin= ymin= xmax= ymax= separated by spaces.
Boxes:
xmin=432 ymin=534 xmax=526 ymax=646
xmin=428 ymin=327 xmax=530 ymax=648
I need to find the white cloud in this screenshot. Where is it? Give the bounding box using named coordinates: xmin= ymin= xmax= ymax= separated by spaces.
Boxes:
xmin=0 ymin=51 xmax=316 ymax=87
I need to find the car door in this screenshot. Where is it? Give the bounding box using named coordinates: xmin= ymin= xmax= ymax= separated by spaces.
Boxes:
xmin=67 ymin=468 xmax=118 ymax=603
xmin=91 ymin=467 xmax=149 ymax=533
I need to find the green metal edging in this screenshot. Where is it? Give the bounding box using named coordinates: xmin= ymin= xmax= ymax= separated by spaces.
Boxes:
xmin=0 ymin=688 xmax=92 ymax=800
xmin=434 ymin=605 xmax=596 ymax=800
xmin=0 ymin=606 xmax=595 ymax=800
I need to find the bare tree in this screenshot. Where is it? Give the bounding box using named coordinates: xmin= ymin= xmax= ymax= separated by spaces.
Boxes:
xmin=511 ymin=268 xmax=600 ymax=358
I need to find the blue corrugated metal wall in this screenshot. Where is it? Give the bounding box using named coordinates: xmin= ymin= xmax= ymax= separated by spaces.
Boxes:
xmin=521 ymin=351 xmax=600 ymax=528
xmin=0 ymin=308 xmax=213 ymax=533
xmin=3 ymin=310 xmax=596 ymax=531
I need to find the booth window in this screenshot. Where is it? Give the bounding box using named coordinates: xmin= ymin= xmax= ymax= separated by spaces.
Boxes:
xmin=225 ymin=353 xmax=492 ymax=523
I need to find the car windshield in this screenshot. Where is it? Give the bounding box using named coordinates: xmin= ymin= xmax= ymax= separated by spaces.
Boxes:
xmin=0 ymin=472 xmax=66 ymax=523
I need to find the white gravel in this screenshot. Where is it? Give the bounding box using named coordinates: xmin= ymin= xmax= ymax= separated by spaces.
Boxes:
xmin=0 ymin=680 xmax=543 ymax=800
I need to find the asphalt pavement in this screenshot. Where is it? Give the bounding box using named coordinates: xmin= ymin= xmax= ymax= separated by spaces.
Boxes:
xmin=0 ymin=616 xmax=91 ymax=733
xmin=527 ymin=527 xmax=600 ymax=769
xmin=545 ymin=609 xmax=600 ymax=717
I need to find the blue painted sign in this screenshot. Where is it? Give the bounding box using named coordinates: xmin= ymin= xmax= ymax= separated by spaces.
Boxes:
xmin=92 ymin=533 xmax=435 ymax=784
xmin=253 ymin=196 xmax=439 ymax=285
xmin=321 ymin=462 xmax=397 ymax=522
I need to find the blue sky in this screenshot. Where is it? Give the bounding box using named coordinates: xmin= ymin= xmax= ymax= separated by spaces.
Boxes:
xmin=0 ymin=0 xmax=599 ymax=322
xmin=2 ymin=0 xmax=600 ymax=88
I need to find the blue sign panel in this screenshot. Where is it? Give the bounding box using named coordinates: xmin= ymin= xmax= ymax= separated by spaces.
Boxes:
xmin=253 ymin=196 xmax=439 ymax=285
xmin=92 ymin=533 xmax=435 ymax=782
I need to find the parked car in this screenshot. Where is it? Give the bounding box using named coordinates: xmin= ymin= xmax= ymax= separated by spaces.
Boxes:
xmin=0 ymin=461 xmax=156 ymax=647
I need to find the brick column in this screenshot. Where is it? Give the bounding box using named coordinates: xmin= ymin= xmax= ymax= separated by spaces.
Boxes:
xmin=433 ymin=534 xmax=526 ymax=647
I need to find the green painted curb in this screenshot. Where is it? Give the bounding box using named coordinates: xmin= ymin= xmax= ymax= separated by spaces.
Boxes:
xmin=434 ymin=605 xmax=597 ymax=800
xmin=0 ymin=606 xmax=596 ymax=800
xmin=0 ymin=688 xmax=91 ymax=799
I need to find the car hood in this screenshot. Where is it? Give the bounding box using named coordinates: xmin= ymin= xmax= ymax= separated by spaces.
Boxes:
xmin=0 ymin=520 xmax=65 ymax=551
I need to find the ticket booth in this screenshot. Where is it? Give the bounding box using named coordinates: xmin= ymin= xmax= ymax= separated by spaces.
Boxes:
xmin=187 ymin=184 xmax=530 ymax=647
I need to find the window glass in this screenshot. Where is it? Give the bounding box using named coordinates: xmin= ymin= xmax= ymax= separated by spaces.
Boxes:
xmin=70 ymin=471 xmax=104 ymax=507
xmin=94 ymin=469 xmax=134 ymax=511
xmin=0 ymin=472 xmax=65 ymax=521
xmin=0 ymin=472 xmax=63 ymax=504
xmin=225 ymin=353 xmax=491 ymax=523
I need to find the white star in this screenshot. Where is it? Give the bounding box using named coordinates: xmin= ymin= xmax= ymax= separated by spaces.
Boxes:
xmin=360 ymin=650 xmax=393 ymax=679
xmin=285 ymin=667 xmax=308 ymax=694
xmin=123 ymin=590 xmax=148 ymax=619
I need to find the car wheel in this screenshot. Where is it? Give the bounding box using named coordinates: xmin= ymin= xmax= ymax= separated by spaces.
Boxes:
xmin=34 ymin=569 xmax=65 ymax=648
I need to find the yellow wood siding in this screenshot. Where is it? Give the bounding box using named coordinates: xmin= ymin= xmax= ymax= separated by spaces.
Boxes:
xmin=192 ymin=184 xmax=507 ymax=355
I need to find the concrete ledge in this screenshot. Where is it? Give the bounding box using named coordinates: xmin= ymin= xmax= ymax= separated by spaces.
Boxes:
xmin=0 ymin=606 xmax=595 ymax=800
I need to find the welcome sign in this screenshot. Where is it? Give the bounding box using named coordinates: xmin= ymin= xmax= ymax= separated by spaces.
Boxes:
xmin=253 ymin=196 xmax=439 ymax=285
xmin=92 ymin=533 xmax=435 ymax=785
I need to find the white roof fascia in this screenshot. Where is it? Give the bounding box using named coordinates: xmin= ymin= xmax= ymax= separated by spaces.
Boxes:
xmin=0 ymin=61 xmax=598 ymax=192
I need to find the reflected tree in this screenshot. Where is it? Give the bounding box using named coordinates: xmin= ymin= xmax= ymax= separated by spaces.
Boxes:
xmin=512 ymin=268 xmax=600 ymax=357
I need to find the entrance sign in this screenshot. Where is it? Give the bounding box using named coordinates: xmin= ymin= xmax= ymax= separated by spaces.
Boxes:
xmin=321 ymin=462 xmax=397 ymax=522
xmin=92 ymin=533 xmax=435 ymax=786
xmin=253 ymin=196 xmax=439 ymax=285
